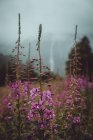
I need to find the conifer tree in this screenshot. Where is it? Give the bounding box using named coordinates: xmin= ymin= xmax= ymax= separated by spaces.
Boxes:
xmin=66 ymin=29 xmax=93 ymax=80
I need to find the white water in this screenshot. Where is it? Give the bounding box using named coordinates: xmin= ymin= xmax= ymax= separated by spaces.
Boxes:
xmin=50 ymin=41 xmax=54 ymax=71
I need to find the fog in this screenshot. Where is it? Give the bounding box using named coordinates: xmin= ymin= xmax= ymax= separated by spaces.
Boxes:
xmin=0 ymin=0 xmax=93 ymax=75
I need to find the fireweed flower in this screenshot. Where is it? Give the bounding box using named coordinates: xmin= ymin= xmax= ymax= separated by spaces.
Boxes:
xmin=28 ymin=88 xmax=55 ymax=129
xmin=78 ymin=77 xmax=88 ymax=90
xmin=0 ymin=81 xmax=32 ymax=119
xmin=0 ymin=78 xmax=89 ymax=139
xmin=56 ymin=77 xmax=87 ymax=128
xmin=7 ymin=102 xmax=13 ymax=111
xmin=9 ymin=81 xmax=32 ymax=100
xmin=73 ymin=116 xmax=81 ymax=124
xmin=65 ymin=77 xmax=86 ymax=107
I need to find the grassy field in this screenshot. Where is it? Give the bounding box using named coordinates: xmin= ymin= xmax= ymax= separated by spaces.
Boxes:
xmin=0 ymin=86 xmax=10 ymax=100
xmin=0 ymin=78 xmax=63 ymax=96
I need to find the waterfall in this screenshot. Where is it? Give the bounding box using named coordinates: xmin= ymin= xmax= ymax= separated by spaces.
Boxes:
xmin=50 ymin=41 xmax=54 ymax=71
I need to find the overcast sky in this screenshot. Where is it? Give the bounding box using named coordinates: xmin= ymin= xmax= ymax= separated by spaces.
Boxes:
xmin=0 ymin=0 xmax=93 ymax=44
xmin=0 ymin=0 xmax=93 ymax=75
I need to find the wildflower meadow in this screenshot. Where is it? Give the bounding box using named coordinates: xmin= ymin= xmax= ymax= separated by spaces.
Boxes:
xmin=0 ymin=14 xmax=93 ymax=140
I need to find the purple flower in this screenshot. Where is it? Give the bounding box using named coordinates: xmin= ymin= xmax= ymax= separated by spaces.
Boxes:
xmin=73 ymin=116 xmax=81 ymax=124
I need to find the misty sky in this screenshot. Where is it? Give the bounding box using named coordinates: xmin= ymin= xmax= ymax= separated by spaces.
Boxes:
xmin=0 ymin=0 xmax=93 ymax=43
xmin=0 ymin=0 xmax=93 ymax=75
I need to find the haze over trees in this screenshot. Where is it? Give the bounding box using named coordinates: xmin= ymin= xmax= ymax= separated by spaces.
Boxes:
xmin=0 ymin=36 xmax=93 ymax=86
xmin=0 ymin=54 xmax=38 ymax=86
xmin=66 ymin=36 xmax=93 ymax=81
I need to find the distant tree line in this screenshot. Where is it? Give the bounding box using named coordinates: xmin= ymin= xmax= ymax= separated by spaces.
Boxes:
xmin=0 ymin=54 xmax=53 ymax=86
xmin=1 ymin=36 xmax=93 ymax=86
xmin=66 ymin=36 xmax=93 ymax=81
xmin=0 ymin=54 xmax=38 ymax=86
xmin=0 ymin=54 xmax=9 ymax=86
